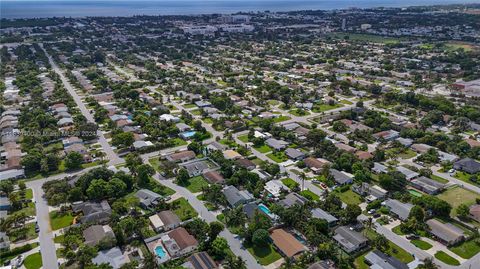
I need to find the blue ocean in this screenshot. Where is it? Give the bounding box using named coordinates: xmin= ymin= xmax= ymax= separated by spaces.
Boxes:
xmin=0 ymin=0 xmax=476 ymax=19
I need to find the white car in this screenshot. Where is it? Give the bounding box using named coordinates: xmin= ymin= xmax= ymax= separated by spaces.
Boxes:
xmin=448 ymin=169 xmax=455 ymax=174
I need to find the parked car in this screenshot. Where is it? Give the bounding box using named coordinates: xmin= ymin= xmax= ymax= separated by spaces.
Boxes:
xmin=35 ymin=223 xmax=40 ymax=233
xmin=406 ymin=234 xmax=419 ymax=240
xmin=373 ymin=213 xmax=381 ymax=218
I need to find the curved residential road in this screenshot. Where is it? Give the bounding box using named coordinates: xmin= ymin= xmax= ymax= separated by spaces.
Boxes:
xmin=147 ymin=171 xmax=263 ymax=269
xmin=39 ymin=44 xmax=123 ymax=166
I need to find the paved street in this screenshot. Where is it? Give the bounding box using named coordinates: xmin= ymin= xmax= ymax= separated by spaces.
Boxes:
xmin=27 ymin=179 xmax=59 ymax=269
xmin=40 ymin=44 xmax=123 ymax=166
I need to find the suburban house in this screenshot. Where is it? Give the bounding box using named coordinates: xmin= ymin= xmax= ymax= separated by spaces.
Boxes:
xmin=166 ymin=150 xmax=196 ymax=163
xmin=333 ymin=226 xmax=368 ymax=253
xmin=92 ymin=247 xmax=130 ymax=269
xmin=72 ymin=200 xmax=112 ymax=224
xmin=384 ymin=199 xmax=414 ymax=221
xmin=83 ymin=225 xmax=115 ymax=247
xmin=135 ymin=189 xmax=163 ymax=209
xmin=410 ymin=176 xmax=445 ymax=195
xmin=164 ymin=227 xmax=199 ymax=257
xmin=304 ymin=157 xmax=331 ymax=174
xmin=426 ymin=219 xmax=465 ymax=246
xmin=223 ymin=150 xmax=242 ymax=160
xmin=352 ymin=182 xmax=387 ymax=202
xmin=278 ymin=192 xmax=308 ymax=208
xmin=364 ymin=250 xmax=408 ymax=269
xmin=308 ymin=260 xmax=336 ymax=269
xmin=330 ymin=169 xmax=353 ymax=185
xmin=202 ymin=170 xmax=225 ymax=184
xmin=396 ymin=166 xmax=419 ymax=180
xmin=180 ymin=158 xmax=218 ymax=177
xmin=454 ymin=158 xmax=480 ymax=174
xmin=186 ymin=252 xmax=218 ymax=269
xmin=284 ymin=148 xmax=306 ymax=160
xmin=149 ymin=210 xmax=181 ymax=232
xmin=311 ymin=208 xmax=338 ymax=226
xmin=270 ymin=228 xmax=307 ymax=260
xmin=265 ymin=138 xmax=289 ymax=151
xmin=372 ymin=162 xmax=388 ymax=174
xmin=234 ymin=158 xmax=256 ymax=170
xmin=265 ymin=180 xmax=288 ymax=198
xmin=223 ymin=185 xmax=254 ymax=207
xmin=373 ymin=130 xmax=400 ymax=141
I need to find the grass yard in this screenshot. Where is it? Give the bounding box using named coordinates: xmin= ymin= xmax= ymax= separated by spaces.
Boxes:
xmin=435 ymin=251 xmax=460 ymax=266
xmin=203 ymin=118 xmax=213 ymax=124
xmin=170 ymin=137 xmax=188 ymax=147
xmin=282 ymin=178 xmax=299 ymax=189
xmin=24 ymin=252 xmax=42 ymax=269
xmin=146 ymin=179 xmax=176 ymax=196
xmin=312 ymin=103 xmax=343 ymax=113
xmin=253 ymin=144 xmax=272 ymax=153
xmin=454 ymin=171 xmax=475 ymax=184
xmin=354 ymin=253 xmax=370 ymax=269
xmin=437 ymin=186 xmax=480 ymax=217
xmin=335 ymin=189 xmax=363 ymax=205
xmin=299 ymin=189 xmax=320 ymax=201
xmin=7 ymin=222 xmax=37 ymax=242
xmin=148 ymin=157 xmax=162 ymax=172
xmin=411 ymin=239 xmax=433 ymax=250
xmin=448 ymin=239 xmax=480 ymax=259
xmin=431 ymin=174 xmax=449 ymax=184
xmin=180 ymin=176 xmax=209 ymax=193
xmin=273 ymin=115 xmax=291 ymax=123
xmin=327 ymin=32 xmax=405 ymax=44
xmin=190 ymin=109 xmax=201 ymax=115
xmin=171 ymin=197 xmax=198 ymax=221
xmin=289 ymin=109 xmax=310 ymax=117
xmin=238 ymin=134 xmax=249 ymax=143
xmin=53 ymin=234 xmax=64 ymax=244
xmin=392 ymin=225 xmax=406 ymax=235
xmin=24 ymin=188 xmax=33 ymax=199
xmin=339 ymin=99 xmax=353 ymax=105
xmin=49 ymin=210 xmax=74 ymax=230
xmin=183 ymin=103 xmax=196 ymax=109
xmin=266 ymin=151 xmax=288 ymax=163
xmin=245 ymin=243 xmax=282 ymax=266
xmin=365 ymin=229 xmax=414 ymax=263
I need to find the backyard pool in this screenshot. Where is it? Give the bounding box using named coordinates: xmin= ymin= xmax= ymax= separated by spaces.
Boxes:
xmin=258 ymin=203 xmax=272 ymax=215
xmin=155 ymin=245 xmax=167 ymax=259
xmin=180 ymin=131 xmax=196 ymax=139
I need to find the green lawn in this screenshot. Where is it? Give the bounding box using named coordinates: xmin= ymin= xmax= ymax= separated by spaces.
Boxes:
xmin=53 ymin=234 xmax=64 ymax=244
xmin=170 ymin=137 xmax=188 ymax=147
xmin=299 ymin=189 xmax=320 ymax=201
xmin=289 ymin=109 xmax=310 ymax=117
xmin=365 ymin=229 xmax=414 ymax=263
xmin=266 ymin=151 xmax=288 ymax=163
xmin=7 ymin=222 xmax=37 ymax=242
xmin=171 ymin=198 xmax=198 ymax=221
xmin=437 ymin=186 xmax=480 ymax=217
xmin=149 ymin=157 xmax=162 ymax=172
xmin=203 ymin=118 xmax=213 ymax=124
xmin=448 ymin=239 xmax=480 ymax=259
xmin=146 ymin=178 xmax=176 ymax=196
xmin=431 ymin=174 xmax=449 ymax=184
xmin=454 ymin=171 xmax=474 ymax=183
xmin=25 ymin=188 xmax=33 ymax=199
xmin=435 ymin=251 xmax=460 ymax=266
xmin=253 ymin=144 xmax=272 ymax=153
xmin=328 ymin=32 xmax=405 ymax=44
xmin=335 ymin=189 xmax=363 ymax=205
xmin=282 ymin=178 xmax=299 ymax=189
xmin=312 ymin=103 xmax=343 ymax=112
xmin=238 ymin=134 xmax=249 ymax=143
xmin=24 ymin=252 xmax=42 ymax=269
xmin=49 ymin=211 xmax=74 ymax=230
xmin=184 ymin=103 xmax=196 ymax=108
xmin=411 ymin=239 xmax=433 ymax=250
xmin=354 ymin=253 xmax=370 ymax=269
xmin=190 ymin=109 xmax=201 ymax=115
xmin=273 ymin=115 xmax=291 ymax=123
xmin=180 ymin=176 xmax=209 ymax=193
xmin=392 ymin=225 xmax=406 ymax=235
xmin=245 ymin=243 xmax=282 ymax=265
xmin=339 ymin=99 xmax=353 ymax=105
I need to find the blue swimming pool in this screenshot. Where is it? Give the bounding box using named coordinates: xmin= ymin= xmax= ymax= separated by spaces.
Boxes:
xmin=258 ymin=204 xmax=271 ymax=215
xmin=155 ymin=245 xmax=167 ymax=258
xmin=180 ymin=131 xmax=196 ymax=138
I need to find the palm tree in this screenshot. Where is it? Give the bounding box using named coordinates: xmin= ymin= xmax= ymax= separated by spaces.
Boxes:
xmin=300 ymin=172 xmax=306 ymax=191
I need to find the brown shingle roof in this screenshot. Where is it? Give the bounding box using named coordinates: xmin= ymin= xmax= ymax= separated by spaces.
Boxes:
xmin=203 ymin=171 xmax=224 ymax=184
xmin=270 ymin=229 xmax=306 ymax=258
xmin=168 ymin=227 xmax=198 ymax=250
xmin=157 ymin=210 xmax=181 ymax=226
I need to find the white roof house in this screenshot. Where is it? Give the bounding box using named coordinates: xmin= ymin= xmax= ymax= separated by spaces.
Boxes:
xmin=265 ymin=180 xmax=288 ymax=198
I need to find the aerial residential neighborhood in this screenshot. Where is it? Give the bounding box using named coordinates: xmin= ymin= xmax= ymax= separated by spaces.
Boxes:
xmin=0 ymin=2 xmax=480 ymax=269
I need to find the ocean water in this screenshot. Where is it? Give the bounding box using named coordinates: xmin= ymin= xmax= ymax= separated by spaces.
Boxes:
xmin=0 ymin=0 xmax=474 ymax=19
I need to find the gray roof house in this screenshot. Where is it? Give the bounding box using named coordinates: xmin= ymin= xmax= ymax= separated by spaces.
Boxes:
xmin=396 ymin=166 xmax=419 ymax=180
xmin=265 ymin=138 xmax=289 ymax=151
xmin=333 ymin=226 xmax=368 ymax=253
xmin=135 ymin=189 xmax=163 ymax=209
xmin=426 ymin=219 xmax=465 ymax=246
xmin=92 ymin=247 xmax=130 ymax=269
xmin=410 ymin=176 xmax=445 ymax=195
xmin=384 ymin=199 xmax=414 ymax=221
xmin=372 ymin=162 xmax=388 ymax=174
xmin=311 ymin=208 xmax=338 ymax=226
xmin=330 ymin=169 xmax=353 ymax=185
xmin=278 ymin=192 xmax=308 ymax=208
xmin=364 ymin=250 xmax=408 ymax=269
xmin=454 ymin=158 xmax=480 ymax=174
xmin=284 ymin=148 xmax=306 ymax=160
xmin=72 ymin=201 xmax=112 ymax=224
xmin=83 ymin=225 xmax=115 ymax=247
xmin=0 ymin=232 xmax=9 ymax=251
xmin=223 ymin=186 xmax=254 ymax=207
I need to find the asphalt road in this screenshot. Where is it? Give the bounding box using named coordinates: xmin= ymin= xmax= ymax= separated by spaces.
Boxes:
xmin=27 ymin=179 xmax=59 ymax=269
xmin=40 ymin=44 xmax=123 ymax=166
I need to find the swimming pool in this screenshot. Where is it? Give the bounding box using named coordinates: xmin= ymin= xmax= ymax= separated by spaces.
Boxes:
xmin=155 ymin=245 xmax=167 ymax=258
xmin=180 ymin=131 xmax=196 ymax=138
xmin=258 ymin=204 xmax=271 ymax=215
